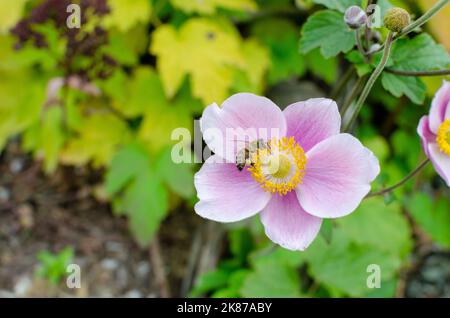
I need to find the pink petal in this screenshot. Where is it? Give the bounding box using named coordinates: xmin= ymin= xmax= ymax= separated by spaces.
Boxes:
xmin=200 ymin=93 xmax=286 ymax=163
xmin=283 ymin=98 xmax=341 ymax=152
xmin=428 ymin=143 xmax=450 ymax=186
xmin=417 ymin=116 xmax=436 ymax=157
xmin=297 ymin=134 xmax=380 ymax=218
xmin=260 ymin=192 xmax=322 ymax=251
xmin=194 ymin=155 xmax=271 ymax=222
xmin=429 ymin=81 xmax=450 ymax=134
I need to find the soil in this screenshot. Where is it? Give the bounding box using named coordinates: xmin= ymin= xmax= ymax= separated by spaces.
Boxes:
xmin=0 ymin=141 xmax=201 ymax=297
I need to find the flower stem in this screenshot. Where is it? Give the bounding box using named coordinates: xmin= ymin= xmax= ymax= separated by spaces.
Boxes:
xmin=374 ymin=0 xmax=450 ymax=53
xmin=355 ymin=29 xmax=368 ymax=62
xmin=397 ymin=0 xmax=450 ymax=38
xmin=366 ymin=159 xmax=430 ymax=198
xmin=330 ymin=67 xmax=355 ymax=99
xmin=385 ymin=68 xmax=450 ymax=76
xmin=340 ymin=75 xmax=367 ymax=116
xmin=344 ymin=31 xmax=394 ymax=132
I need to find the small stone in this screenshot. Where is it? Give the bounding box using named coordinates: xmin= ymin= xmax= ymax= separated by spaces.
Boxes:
xmin=0 ymin=186 xmax=11 ymax=203
xmin=9 ymin=158 xmax=25 ymax=174
xmin=16 ymin=204 xmax=34 ymax=229
xmin=101 ymin=258 xmax=119 ymax=271
xmin=14 ymin=276 xmax=32 ymax=296
xmin=123 ymin=289 xmax=142 ymax=298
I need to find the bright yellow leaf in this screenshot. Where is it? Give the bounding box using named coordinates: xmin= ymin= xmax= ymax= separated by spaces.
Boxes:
xmin=235 ymin=38 xmax=271 ymax=94
xmin=150 ymin=18 xmax=245 ymax=105
xmin=0 ymin=0 xmax=27 ymax=34
xmin=103 ymin=0 xmax=152 ymax=32
xmin=60 ymin=114 xmax=131 ymax=167
xmin=170 ymin=0 xmax=257 ymax=14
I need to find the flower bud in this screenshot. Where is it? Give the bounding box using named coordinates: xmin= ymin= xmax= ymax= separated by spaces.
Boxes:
xmin=384 ymin=7 xmax=410 ymax=33
xmin=344 ymin=6 xmax=368 ymax=29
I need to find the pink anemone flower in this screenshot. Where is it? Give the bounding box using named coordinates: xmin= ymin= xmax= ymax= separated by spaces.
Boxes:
xmin=194 ymin=93 xmax=380 ymax=251
xmin=418 ymin=81 xmax=450 ymax=186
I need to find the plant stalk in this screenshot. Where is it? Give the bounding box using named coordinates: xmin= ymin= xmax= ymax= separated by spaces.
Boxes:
xmin=385 ymin=68 xmax=450 ymax=76
xmin=344 ymin=31 xmax=394 ymax=132
xmin=366 ymin=159 xmax=430 ymax=198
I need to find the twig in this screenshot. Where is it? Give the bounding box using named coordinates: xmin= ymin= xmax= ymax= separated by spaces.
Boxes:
xmin=179 ymin=227 xmax=202 ymax=297
xmin=149 ymin=235 xmax=171 ymax=298
xmin=366 ymin=159 xmax=430 ymax=198
xmin=330 ymin=67 xmax=355 ymax=100
xmin=344 ymin=32 xmax=394 ymax=132
xmin=340 ymin=75 xmax=367 ymax=117
xmin=355 ymin=29 xmax=369 ymax=62
xmin=385 ymin=68 xmax=450 ymax=77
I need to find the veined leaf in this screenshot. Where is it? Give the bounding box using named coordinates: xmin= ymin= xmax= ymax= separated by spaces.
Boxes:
xmin=381 ymin=33 xmax=450 ymax=104
xmin=299 ymin=10 xmax=356 ymax=58
xmin=60 ymin=114 xmax=131 ymax=167
xmin=151 ymin=18 xmax=245 ymax=104
xmin=106 ymin=144 xmax=168 ymax=247
xmin=103 ymin=0 xmax=152 ymax=32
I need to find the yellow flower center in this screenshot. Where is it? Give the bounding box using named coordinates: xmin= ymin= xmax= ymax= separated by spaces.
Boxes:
xmin=248 ymin=137 xmax=307 ymax=196
xmin=436 ymin=119 xmax=450 ymax=156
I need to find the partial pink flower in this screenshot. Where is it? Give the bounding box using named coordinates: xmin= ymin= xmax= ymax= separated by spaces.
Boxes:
xmin=194 ymin=93 xmax=380 ymax=251
xmin=417 ymin=81 xmax=450 ymax=186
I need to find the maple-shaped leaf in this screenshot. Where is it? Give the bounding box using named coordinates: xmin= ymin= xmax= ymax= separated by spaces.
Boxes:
xmin=150 ymin=18 xmax=245 ymax=104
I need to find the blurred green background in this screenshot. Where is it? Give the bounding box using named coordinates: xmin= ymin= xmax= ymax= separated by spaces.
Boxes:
xmin=0 ymin=0 xmax=449 ymax=298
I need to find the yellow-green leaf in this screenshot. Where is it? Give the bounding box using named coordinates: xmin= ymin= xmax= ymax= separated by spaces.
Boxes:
xmin=0 ymin=0 xmax=27 ymax=34
xmin=232 ymin=38 xmax=271 ymax=94
xmin=60 ymin=114 xmax=131 ymax=167
xmin=151 ymin=18 xmax=245 ymax=104
xmin=103 ymin=0 xmax=152 ymax=32
xmin=170 ymin=0 xmax=257 ymax=14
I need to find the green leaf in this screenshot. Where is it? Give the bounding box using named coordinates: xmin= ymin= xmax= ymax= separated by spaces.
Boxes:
xmin=319 ymin=219 xmax=333 ymax=244
xmin=155 ymin=147 xmax=195 ymax=199
xmin=388 ymin=33 xmax=450 ymax=72
xmin=36 ymin=247 xmax=74 ymax=285
xmin=381 ymin=33 xmax=450 ymax=104
xmin=337 ymin=198 xmax=412 ymax=257
xmin=304 ymin=230 xmax=401 ymax=297
xmin=228 ymin=228 xmax=255 ymax=263
xmin=106 ymin=144 xmax=168 ymax=247
xmin=312 ymin=0 xmax=361 ymax=12
xmin=241 ymin=257 xmax=302 ymax=297
xmin=135 ymin=68 xmax=200 ymax=154
xmin=305 ymin=49 xmax=338 ymax=84
xmin=346 ymin=50 xmax=373 ymax=76
xmin=407 ymin=193 xmax=450 ymax=248
xmin=251 ymin=18 xmax=306 ymax=84
xmin=189 ymin=269 xmax=233 ymax=297
xmin=303 ymin=197 xmax=412 ymax=297
xmin=381 ymin=73 xmax=426 ymax=105
xmin=299 ymin=10 xmax=356 ymax=58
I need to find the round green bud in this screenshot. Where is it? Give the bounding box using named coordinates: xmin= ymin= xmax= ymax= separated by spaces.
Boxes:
xmin=384 ymin=7 xmax=410 ymax=33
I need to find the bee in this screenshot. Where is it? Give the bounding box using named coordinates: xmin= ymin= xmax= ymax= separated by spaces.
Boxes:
xmin=235 ymin=139 xmax=269 ymax=171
